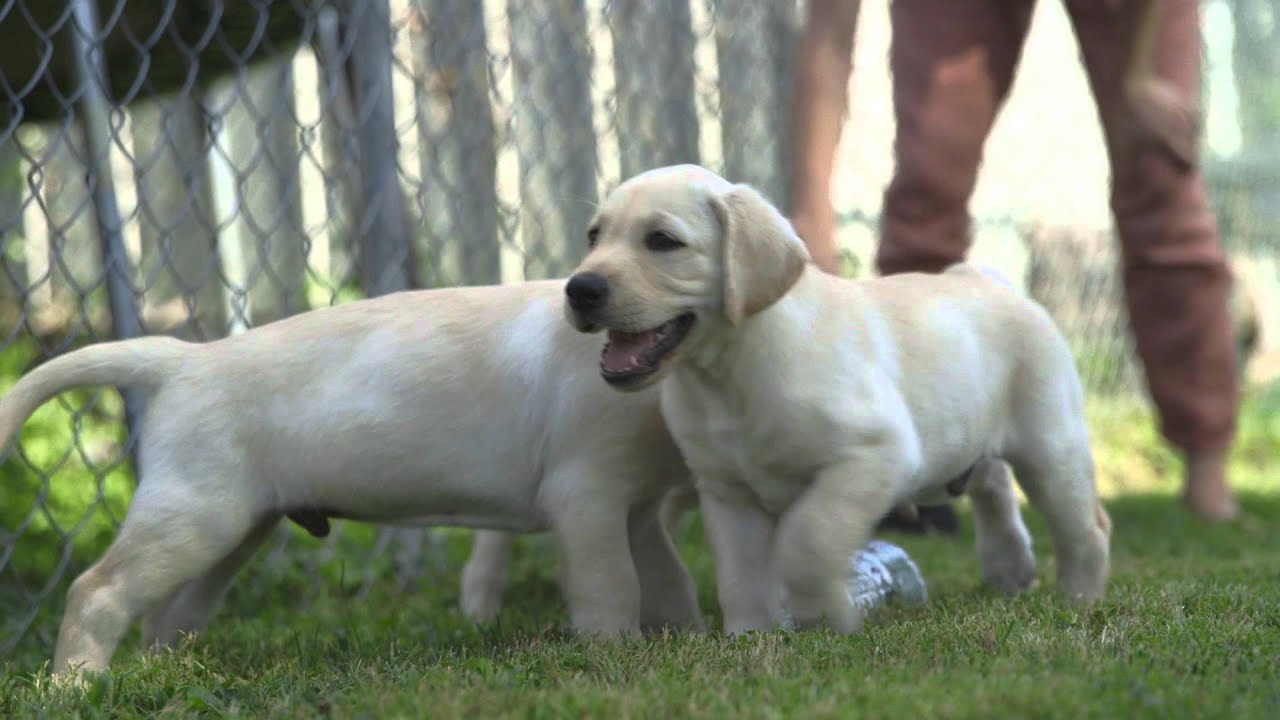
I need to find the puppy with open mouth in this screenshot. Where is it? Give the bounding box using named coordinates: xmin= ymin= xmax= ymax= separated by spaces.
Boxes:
xmin=564 ymin=164 xmax=1112 ymax=635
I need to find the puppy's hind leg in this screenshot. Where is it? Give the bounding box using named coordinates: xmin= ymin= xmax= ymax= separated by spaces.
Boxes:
xmin=460 ymin=530 xmax=515 ymax=624
xmin=142 ymin=515 xmax=281 ymax=649
xmin=966 ymin=458 xmax=1037 ymax=595
xmin=1007 ymin=436 xmax=1111 ymax=603
xmin=53 ymin=480 xmax=259 ymax=678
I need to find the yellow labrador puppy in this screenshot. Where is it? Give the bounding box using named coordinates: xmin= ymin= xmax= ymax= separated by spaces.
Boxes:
xmin=563 ymin=165 xmax=1111 ymax=634
xmin=0 ymin=281 xmax=702 ymax=678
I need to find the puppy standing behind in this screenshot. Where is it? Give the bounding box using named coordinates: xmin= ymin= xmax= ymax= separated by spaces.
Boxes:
xmin=563 ymin=164 xmax=1111 ymax=634
xmin=0 ymin=281 xmax=703 ymax=678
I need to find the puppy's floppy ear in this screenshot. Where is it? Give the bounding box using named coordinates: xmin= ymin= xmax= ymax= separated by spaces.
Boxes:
xmin=711 ymin=183 xmax=810 ymax=326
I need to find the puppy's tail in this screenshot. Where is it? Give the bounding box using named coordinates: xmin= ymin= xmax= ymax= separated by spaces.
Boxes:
xmin=0 ymin=336 xmax=189 ymax=449
xmin=1094 ymin=499 xmax=1112 ymax=540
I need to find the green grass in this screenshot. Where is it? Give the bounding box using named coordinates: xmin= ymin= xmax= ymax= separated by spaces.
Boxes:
xmin=1 ymin=347 xmax=1278 ymax=717
xmin=3 ymin=489 xmax=1280 ymax=719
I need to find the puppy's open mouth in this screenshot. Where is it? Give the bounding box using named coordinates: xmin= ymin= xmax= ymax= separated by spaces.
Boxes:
xmin=600 ymin=313 xmax=696 ymax=388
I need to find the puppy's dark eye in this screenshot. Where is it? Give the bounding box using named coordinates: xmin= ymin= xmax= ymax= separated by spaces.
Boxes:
xmin=587 ymin=227 xmax=600 ymax=248
xmin=644 ymin=231 xmax=686 ymax=252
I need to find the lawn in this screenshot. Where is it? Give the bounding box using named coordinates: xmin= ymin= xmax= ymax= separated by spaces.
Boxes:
xmin=1 ymin=382 xmax=1278 ymax=718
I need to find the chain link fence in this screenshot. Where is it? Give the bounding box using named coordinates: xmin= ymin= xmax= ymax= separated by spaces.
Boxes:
xmin=1 ymin=0 xmax=1277 ymax=662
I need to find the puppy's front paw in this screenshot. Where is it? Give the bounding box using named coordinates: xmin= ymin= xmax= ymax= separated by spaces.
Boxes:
xmin=773 ymin=509 xmax=868 ymax=634
xmin=780 ymin=573 xmax=864 ymax=635
xmin=722 ymin=608 xmax=782 ymax=636
xmin=1056 ymin=526 xmax=1110 ymax=604
xmin=570 ymin=616 xmax=642 ymax=642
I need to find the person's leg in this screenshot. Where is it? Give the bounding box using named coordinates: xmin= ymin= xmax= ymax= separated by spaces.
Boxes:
xmin=1067 ymin=0 xmax=1240 ymax=521
xmin=876 ymin=0 xmax=1035 ymax=275
xmin=791 ymin=1 xmax=940 ymax=534
xmin=789 ymin=0 xmax=862 ymax=274
xmin=874 ymin=0 xmax=1035 ymax=534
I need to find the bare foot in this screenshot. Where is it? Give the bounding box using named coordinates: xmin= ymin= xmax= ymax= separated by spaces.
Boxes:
xmin=1182 ymin=450 xmax=1239 ymax=522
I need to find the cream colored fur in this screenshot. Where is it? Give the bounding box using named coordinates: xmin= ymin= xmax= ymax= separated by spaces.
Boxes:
xmin=565 ymin=164 xmax=1111 ymax=635
xmin=0 ymin=280 xmax=704 ymax=678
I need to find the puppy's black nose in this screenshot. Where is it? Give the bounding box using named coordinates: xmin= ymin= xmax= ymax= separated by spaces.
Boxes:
xmin=565 ymin=272 xmax=610 ymax=311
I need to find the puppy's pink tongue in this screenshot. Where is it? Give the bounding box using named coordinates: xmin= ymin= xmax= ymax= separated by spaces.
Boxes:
xmin=602 ymin=329 xmax=658 ymax=373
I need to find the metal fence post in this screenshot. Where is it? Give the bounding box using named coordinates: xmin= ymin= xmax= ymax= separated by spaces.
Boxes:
xmin=412 ymin=0 xmax=501 ymax=287
xmin=712 ymin=0 xmax=798 ymax=208
xmin=0 ymin=132 xmax=24 ymax=308
xmin=508 ymin=0 xmax=598 ymax=280
xmin=314 ymin=5 xmax=366 ymax=288
xmin=68 ymin=0 xmax=144 ymax=446
xmin=131 ymin=94 xmax=227 ymax=340
xmin=42 ymin=123 xmax=102 ymax=312
xmin=608 ymin=0 xmax=701 ymax=178
xmin=225 ymin=58 xmax=310 ymax=325
xmin=1229 ymin=0 xmax=1280 ymax=164
xmin=344 ymin=0 xmax=413 ymax=296
xmin=343 ymin=0 xmax=436 ymax=588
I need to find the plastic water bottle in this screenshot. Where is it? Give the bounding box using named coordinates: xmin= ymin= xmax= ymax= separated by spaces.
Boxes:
xmin=847 ymin=539 xmax=928 ymax=610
